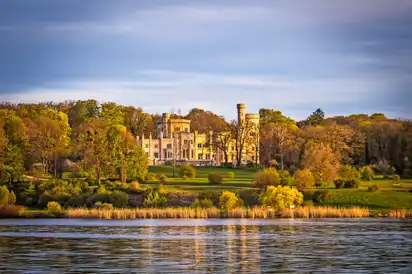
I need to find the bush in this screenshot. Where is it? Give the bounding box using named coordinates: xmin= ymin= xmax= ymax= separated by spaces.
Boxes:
xmin=294 ymin=169 xmax=315 ymax=192
xmin=208 ymin=173 xmax=223 ymax=184
xmin=111 ymin=191 xmax=129 ymax=208
xmin=226 ymin=172 xmax=235 ymax=180
xmin=344 ymin=179 xmax=360 ymax=189
xmin=66 ymin=194 xmax=90 ymax=207
xmin=0 ymin=205 xmax=28 ymax=218
xmin=360 ymin=166 xmax=374 ymax=181
xmin=146 ymin=172 xmax=157 ymax=181
xmin=104 ymin=181 xmax=129 ymax=192
xmin=182 ymin=175 xmax=189 ymax=180
xmin=179 ymin=164 xmax=196 ymax=178
xmin=339 ymin=165 xmax=360 ymax=180
xmin=391 ymin=174 xmax=401 ymax=184
xmin=279 ymin=170 xmax=293 ymax=186
xmin=253 ymin=168 xmax=280 ymax=189
xmin=94 ymin=202 xmax=113 ymax=209
xmin=333 ymin=179 xmax=345 ymax=189
xmin=312 ymin=190 xmax=333 ymax=203
xmin=368 ymin=184 xmax=380 ymax=192
xmin=143 ymin=189 xmax=168 ymax=208
xmin=129 ymin=181 xmax=140 ymax=193
xmin=86 ymin=193 xmax=113 ymax=206
xmin=219 ymin=191 xmax=243 ymax=211
xmin=259 ymin=185 xmax=303 ymax=211
xmin=373 ymin=162 xmax=395 ymax=176
xmin=0 ymin=186 xmax=15 ymax=205
xmin=156 ymin=174 xmax=167 ymax=183
xmin=191 ymin=198 xmax=214 ymax=208
xmin=47 ymin=201 xmax=63 ymax=215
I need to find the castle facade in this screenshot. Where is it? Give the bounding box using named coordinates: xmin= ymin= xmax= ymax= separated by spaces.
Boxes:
xmin=138 ymin=104 xmax=259 ymax=166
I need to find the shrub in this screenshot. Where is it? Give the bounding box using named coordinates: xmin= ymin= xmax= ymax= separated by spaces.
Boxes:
xmin=66 ymin=194 xmax=90 ymax=207
xmin=0 ymin=186 xmax=15 ymax=205
xmin=129 ymin=181 xmax=140 ymax=193
xmin=191 ymin=198 xmax=214 ymax=208
xmin=143 ymin=189 xmax=168 ymax=208
xmin=219 ymin=191 xmax=243 ymax=211
xmin=146 ymin=172 xmax=157 ymax=181
xmin=294 ymin=169 xmax=315 ymax=192
xmin=391 ymin=174 xmax=401 ymax=184
xmin=182 ymin=175 xmax=189 ymax=180
xmin=312 ymin=190 xmax=333 ymax=203
xmin=333 ymin=179 xmax=345 ymax=189
xmin=208 ymin=173 xmax=223 ymax=184
xmin=368 ymin=184 xmax=380 ymax=192
xmin=373 ymin=162 xmax=395 ymax=176
xmin=0 ymin=205 xmax=28 ymax=218
xmin=360 ymin=166 xmax=374 ymax=181
xmin=226 ymin=172 xmax=235 ymax=180
xmin=87 ymin=193 xmax=113 ymax=206
xmin=111 ymin=191 xmax=129 ymax=208
xmin=253 ymin=168 xmax=280 ymax=189
xmin=259 ymin=186 xmax=303 ymax=211
xmin=37 ymin=192 xmax=57 ymax=207
xmin=279 ymin=170 xmax=293 ymax=186
xmin=105 ymin=181 xmax=129 ymax=192
xmin=94 ymin=202 xmax=113 ymax=209
xmin=96 ymin=185 xmax=108 ymax=194
xmin=179 ymin=164 xmax=196 ymax=178
xmin=339 ymin=165 xmax=360 ymax=180
xmin=156 ymin=174 xmax=167 ymax=183
xmin=47 ymin=201 xmax=63 ymax=215
xmin=344 ymin=179 xmax=360 ymax=189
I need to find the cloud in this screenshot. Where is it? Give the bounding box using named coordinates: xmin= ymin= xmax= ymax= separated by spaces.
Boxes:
xmin=1 ymin=69 xmax=402 ymax=120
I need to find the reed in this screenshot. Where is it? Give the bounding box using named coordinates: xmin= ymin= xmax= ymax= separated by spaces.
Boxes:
xmin=67 ymin=206 xmax=373 ymax=220
xmin=389 ymin=209 xmax=412 ymax=218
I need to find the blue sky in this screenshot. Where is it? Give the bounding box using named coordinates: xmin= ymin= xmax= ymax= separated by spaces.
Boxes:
xmin=0 ymin=0 xmax=411 ymax=120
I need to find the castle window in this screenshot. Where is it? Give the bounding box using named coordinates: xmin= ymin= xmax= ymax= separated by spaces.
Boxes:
xmin=154 ymin=144 xmax=158 ymax=149
xmin=198 ymin=143 xmax=202 ymax=148
xmin=198 ymin=153 xmax=203 ymax=160
xmin=145 ymin=144 xmax=149 ymax=148
xmin=154 ymin=152 xmax=159 ymax=158
xmin=185 ymin=128 xmax=189 ymax=132
xmin=184 ymin=140 xmax=188 ymax=144
xmin=232 ymin=146 xmax=235 ymax=151
xmin=175 ymin=127 xmax=181 ymax=132
xmin=167 ymin=144 xmax=172 ymax=149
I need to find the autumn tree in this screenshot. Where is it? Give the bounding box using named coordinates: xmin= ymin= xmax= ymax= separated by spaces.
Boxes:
xmin=123 ymin=106 xmax=152 ymax=137
xmin=302 ymin=143 xmax=340 ymax=185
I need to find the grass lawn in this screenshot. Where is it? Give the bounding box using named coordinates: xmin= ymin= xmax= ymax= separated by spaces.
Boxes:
xmin=148 ymin=166 xmax=412 ymax=210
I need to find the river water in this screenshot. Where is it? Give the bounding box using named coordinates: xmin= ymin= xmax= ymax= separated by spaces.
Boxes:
xmin=0 ymin=219 xmax=411 ymax=273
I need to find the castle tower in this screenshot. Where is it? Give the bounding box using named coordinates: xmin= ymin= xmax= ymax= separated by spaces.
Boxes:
xmin=237 ymin=103 xmax=246 ymax=124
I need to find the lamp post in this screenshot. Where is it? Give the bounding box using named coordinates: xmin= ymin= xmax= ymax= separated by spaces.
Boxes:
xmin=290 ymin=204 xmax=295 ymax=219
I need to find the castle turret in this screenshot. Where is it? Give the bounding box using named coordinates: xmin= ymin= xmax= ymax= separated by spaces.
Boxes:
xmin=237 ymin=103 xmax=246 ymax=124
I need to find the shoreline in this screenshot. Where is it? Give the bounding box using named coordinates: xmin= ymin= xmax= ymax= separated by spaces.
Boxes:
xmin=3 ymin=206 xmax=409 ymax=220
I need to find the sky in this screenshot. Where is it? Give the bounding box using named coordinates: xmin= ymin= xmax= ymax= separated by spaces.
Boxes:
xmin=0 ymin=0 xmax=411 ymax=121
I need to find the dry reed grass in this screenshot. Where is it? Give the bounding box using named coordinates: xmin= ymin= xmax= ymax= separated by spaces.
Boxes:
xmin=67 ymin=206 xmax=372 ymax=220
xmin=389 ymin=209 xmax=412 ymax=218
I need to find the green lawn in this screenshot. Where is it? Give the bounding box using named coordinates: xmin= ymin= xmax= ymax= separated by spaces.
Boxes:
xmin=147 ymin=166 xmax=412 ymax=209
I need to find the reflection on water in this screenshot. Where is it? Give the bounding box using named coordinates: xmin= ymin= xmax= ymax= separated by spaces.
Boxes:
xmin=0 ymin=219 xmax=411 ymax=273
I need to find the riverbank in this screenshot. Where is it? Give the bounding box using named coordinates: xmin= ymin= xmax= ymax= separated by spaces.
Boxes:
xmin=18 ymin=206 xmax=410 ymax=220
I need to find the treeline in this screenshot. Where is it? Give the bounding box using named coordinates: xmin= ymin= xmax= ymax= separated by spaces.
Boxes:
xmin=0 ymin=100 xmax=411 ymax=185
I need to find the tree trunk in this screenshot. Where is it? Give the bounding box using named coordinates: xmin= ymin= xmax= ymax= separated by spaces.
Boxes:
xmin=120 ymin=153 xmax=127 ymax=184
xmin=280 ymin=153 xmax=284 ymax=170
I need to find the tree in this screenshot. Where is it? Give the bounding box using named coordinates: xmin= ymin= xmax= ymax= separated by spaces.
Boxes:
xmin=259 ymin=109 xmax=297 ymax=169
xmin=360 ymin=166 xmax=374 ymax=181
xmin=186 ymin=108 xmax=229 ymax=133
xmin=232 ymin=120 xmax=254 ymax=168
xmin=294 ymin=169 xmax=315 ymax=192
xmin=219 ymin=191 xmax=243 ymax=211
xmin=253 ymin=168 xmax=281 ymax=189
xmin=107 ymin=125 xmax=148 ymax=183
xmin=100 ymin=102 xmax=124 ymax=125
xmin=302 ymin=143 xmax=340 ymax=185
xmin=77 ymin=118 xmax=111 ymax=185
xmin=259 ymin=185 xmax=303 ymax=211
xmin=301 ymin=108 xmax=325 ymax=127
xmin=123 ymin=106 xmax=152 ymax=137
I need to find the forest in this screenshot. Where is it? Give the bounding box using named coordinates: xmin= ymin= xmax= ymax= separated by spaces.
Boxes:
xmin=0 ymin=100 xmax=411 ymax=218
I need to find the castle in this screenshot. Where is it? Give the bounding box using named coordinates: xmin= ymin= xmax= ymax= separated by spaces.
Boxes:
xmin=138 ymin=104 xmax=259 ymax=166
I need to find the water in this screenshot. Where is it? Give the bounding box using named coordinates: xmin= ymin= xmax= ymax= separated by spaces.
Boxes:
xmin=0 ymin=219 xmax=411 ymax=273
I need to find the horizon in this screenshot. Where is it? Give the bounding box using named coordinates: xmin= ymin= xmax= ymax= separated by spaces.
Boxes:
xmin=1 ymin=1 xmax=411 ymax=120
